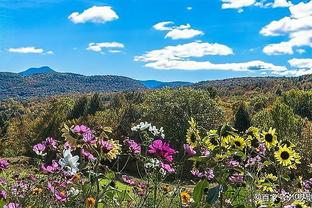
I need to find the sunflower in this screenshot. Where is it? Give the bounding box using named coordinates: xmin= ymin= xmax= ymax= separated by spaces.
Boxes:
xmin=186 ymin=118 xmax=200 ymax=148
xmin=180 ymin=191 xmax=191 ymax=205
xmin=231 ymin=136 xmax=246 ymax=150
xmin=274 ymin=145 xmax=295 ymax=167
xmin=247 ymin=127 xmax=261 ymax=148
xmin=257 ymin=174 xmax=277 ymax=192
xmin=262 ymin=128 xmax=278 ymax=149
xmin=291 ymin=200 xmax=308 ymax=208
xmin=105 ymin=139 xmax=121 ymax=161
xmin=204 ymin=135 xmax=219 ymax=150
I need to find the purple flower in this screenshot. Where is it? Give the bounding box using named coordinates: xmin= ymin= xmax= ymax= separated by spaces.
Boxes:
xmin=124 ymin=139 xmax=141 ymax=155
xmin=73 ymin=125 xmax=91 ymax=134
xmin=200 ymin=148 xmax=210 ymax=157
xmin=0 ymin=159 xmax=9 ymax=170
xmin=122 ymin=175 xmax=135 ymax=185
xmin=81 ymin=149 xmax=96 ymax=161
xmin=227 ymin=160 xmax=240 ymax=168
xmin=204 ymin=168 xmax=214 ymax=180
xmin=183 ymin=144 xmax=196 ymax=156
xmin=44 ymin=137 xmax=57 ymax=150
xmin=191 ymin=169 xmax=204 ymax=178
xmin=54 ymin=190 xmax=67 ymax=202
xmin=82 ymin=132 xmax=96 ymax=144
xmin=40 ymin=160 xmax=59 ymax=174
xmin=160 ymin=162 xmax=176 ymax=174
xmin=148 ymin=139 xmax=176 ymax=162
xmin=0 ymin=190 xmax=7 ymax=200
xmin=245 ymin=155 xmax=262 ymax=168
xmin=63 ymin=142 xmax=75 ymax=151
xmin=99 ymin=140 xmax=113 ymax=153
xmin=3 ymin=203 xmax=21 ymax=208
xmin=229 ymin=173 xmax=244 ymax=184
xmin=257 ymin=143 xmax=266 ymax=155
xmin=33 ymin=143 xmax=46 ymax=156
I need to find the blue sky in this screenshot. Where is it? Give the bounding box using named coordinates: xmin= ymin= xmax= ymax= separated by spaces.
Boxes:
xmin=0 ymin=0 xmax=311 ymax=82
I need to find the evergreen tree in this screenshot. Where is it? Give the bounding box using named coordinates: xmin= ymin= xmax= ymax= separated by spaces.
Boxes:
xmin=234 ymin=102 xmax=251 ymax=132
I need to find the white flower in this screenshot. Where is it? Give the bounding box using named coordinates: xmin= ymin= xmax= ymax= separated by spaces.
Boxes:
xmin=131 ymin=122 xmax=151 ymax=131
xmin=144 ymin=158 xmax=160 ymax=169
xmin=68 ymin=187 xmax=80 ymax=197
xmin=59 ymin=149 xmax=79 ymax=175
xmin=148 ymin=125 xmax=165 ymax=138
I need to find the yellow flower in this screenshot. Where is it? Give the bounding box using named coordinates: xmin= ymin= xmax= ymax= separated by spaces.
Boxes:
xmin=186 ymin=118 xmax=200 ymax=148
xmin=180 ymin=191 xmax=191 ymax=205
xmin=247 ymin=127 xmax=261 ymax=148
xmin=262 ymin=128 xmax=278 ymax=149
xmin=204 ymin=135 xmax=219 ymax=150
xmin=274 ymin=145 xmax=295 ymax=167
xmin=292 ymin=200 xmax=308 ymax=208
xmin=257 ymin=174 xmax=277 ymax=192
xmin=106 ymin=139 xmax=121 ymax=161
xmin=231 ymin=136 xmax=246 ymax=150
xmin=86 ymin=196 xmax=96 ymax=208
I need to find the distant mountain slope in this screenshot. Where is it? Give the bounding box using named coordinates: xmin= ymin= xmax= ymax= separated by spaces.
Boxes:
xmin=19 ymin=66 xmax=55 ymax=77
xmin=141 ymin=80 xmax=192 ymax=89
xmin=0 ymin=69 xmax=146 ymax=99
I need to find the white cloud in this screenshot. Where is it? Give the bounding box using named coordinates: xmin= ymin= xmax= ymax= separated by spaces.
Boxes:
xmin=8 ymin=46 xmax=53 ymax=54
xmin=221 ymin=0 xmax=256 ymax=10
xmin=87 ymin=42 xmax=124 ymax=53
xmin=153 ymin=22 xmax=204 ymax=40
xmin=153 ymin=21 xmax=174 ymax=31
xmin=134 ymin=41 xmax=286 ymax=72
xmin=272 ymin=0 xmax=292 ymax=8
xmin=68 ymin=6 xmax=118 ymax=24
xmin=261 ymin=1 xmax=312 ymax=55
xmin=221 ymin=0 xmax=292 ymax=12
xmin=272 ymin=58 xmax=312 ymax=76
xmin=187 ymin=6 xmax=193 ymax=10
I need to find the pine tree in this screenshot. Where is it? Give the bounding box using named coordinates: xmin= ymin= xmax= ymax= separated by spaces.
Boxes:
xmin=234 ymin=102 xmax=251 ymax=132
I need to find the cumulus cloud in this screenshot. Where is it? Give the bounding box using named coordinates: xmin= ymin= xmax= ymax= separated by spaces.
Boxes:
xmin=68 ymin=6 xmax=118 ymax=24
xmin=134 ymin=41 xmax=286 ymax=72
xmin=87 ymin=42 xmax=124 ymax=53
xmin=273 ymin=58 xmax=312 ymax=76
xmin=261 ymin=1 xmax=312 ymax=55
xmin=221 ymin=0 xmax=292 ymax=12
xmin=153 ymin=22 xmax=204 ymax=40
xmin=8 ymin=46 xmax=53 ymax=54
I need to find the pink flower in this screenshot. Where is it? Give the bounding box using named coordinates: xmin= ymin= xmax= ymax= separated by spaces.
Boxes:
xmin=99 ymin=140 xmax=113 ymax=153
xmin=191 ymin=168 xmax=204 ymax=178
xmin=0 ymin=190 xmax=7 ymax=200
xmin=229 ymin=173 xmax=244 ymax=184
xmin=160 ymin=162 xmax=175 ymax=174
xmin=82 ymin=132 xmax=96 ymax=144
xmin=55 ymin=190 xmax=67 ymax=202
xmin=73 ymin=125 xmax=91 ymax=134
xmin=44 ymin=137 xmax=57 ymax=150
xmin=40 ymin=160 xmax=59 ymax=174
xmin=124 ymin=139 xmax=141 ymax=154
xmin=183 ymin=144 xmax=196 ymax=156
xmin=122 ymin=175 xmax=135 ymax=185
xmin=204 ymin=169 xmax=214 ymax=180
xmin=33 ymin=143 xmax=46 ymax=156
xmin=148 ymin=139 xmax=176 ymax=162
xmin=3 ymin=203 xmax=21 ymax=208
xmin=227 ymin=160 xmax=240 ymax=168
xmin=200 ymin=148 xmax=210 ymax=157
xmin=81 ymin=149 xmax=96 ymax=161
xmin=0 ymin=159 xmax=9 ymax=170
xmin=63 ymin=142 xmax=75 ymax=151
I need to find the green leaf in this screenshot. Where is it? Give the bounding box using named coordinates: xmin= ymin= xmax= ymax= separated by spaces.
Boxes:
xmin=193 ymin=179 xmax=209 ymax=207
xmin=206 ymin=185 xmax=221 ymax=205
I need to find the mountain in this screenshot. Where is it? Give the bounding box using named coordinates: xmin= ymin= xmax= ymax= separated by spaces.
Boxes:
xmin=141 ymin=80 xmax=192 ymax=89
xmin=19 ymin=66 xmax=55 ymax=77
xmin=0 ymin=68 xmax=146 ymax=99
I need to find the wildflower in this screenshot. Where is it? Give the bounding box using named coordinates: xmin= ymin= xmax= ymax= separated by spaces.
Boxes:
xmin=82 ymin=132 xmax=96 ymax=144
xmin=204 ymin=135 xmax=219 ymax=150
xmin=55 ymin=190 xmax=67 ymax=202
xmin=124 ymin=139 xmax=141 ymax=155
xmin=81 ymin=148 xmax=96 ymax=161
xmin=262 ymin=128 xmax=278 ymax=149
xmin=144 ymin=158 xmax=160 ymax=169
xmin=86 ymin=196 xmax=96 ymax=208
xmin=229 ymin=173 xmax=244 ymax=184
xmin=33 ymin=143 xmax=46 ymax=156
xmin=160 ymin=162 xmax=176 ymax=174
xmin=183 ymin=144 xmax=196 ymax=156
xmin=274 ymin=145 xmax=295 ymax=167
xmin=204 ymin=168 xmax=214 ymax=180
xmin=32 ymin=187 xmax=43 ymax=195
xmin=99 ymin=140 xmax=113 ymax=153
xmin=73 ymin=124 xmax=91 ymax=134
xmin=180 ymin=191 xmax=191 ymax=205
xmin=44 ymin=137 xmax=57 ymax=150
xmin=59 ymin=149 xmax=79 ymax=175
xmin=148 ymin=139 xmax=176 ymax=162
xmin=257 ymin=142 xmax=266 ymax=155
xmin=131 ymin=122 xmax=151 ymax=131
xmin=231 ymin=136 xmax=246 ymax=150
xmin=0 ymin=190 xmax=7 ymax=200
xmin=200 ymin=148 xmax=210 ymax=156
xmin=149 ymin=125 xmax=165 ymax=138
xmin=122 ymin=175 xmax=135 ymax=185
xmin=99 ymin=139 xmax=121 ymax=161
xmin=64 ymin=141 xmax=75 ymax=151
xmin=3 ymin=203 xmax=21 ymax=208
xmin=40 ymin=160 xmax=59 ymax=174
xmin=68 ymin=187 xmax=80 ymax=196
xmin=257 ymin=174 xmax=277 ymax=192
xmin=245 ymin=155 xmax=262 ymax=168
xmin=186 ymin=118 xmax=200 ymax=148
xmin=71 ymin=173 xmax=81 ymax=183
xmin=227 ymin=160 xmax=240 ymax=168
xmin=191 ymin=168 xmax=204 ymax=178
xmin=0 ymin=159 xmax=9 ymax=170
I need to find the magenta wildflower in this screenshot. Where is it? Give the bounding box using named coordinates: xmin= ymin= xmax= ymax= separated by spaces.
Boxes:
xmin=40 ymin=160 xmax=59 ymax=174
xmin=204 ymin=168 xmax=214 ymax=180
xmin=81 ymin=149 xmax=96 ymax=161
xmin=82 ymin=132 xmax=96 ymax=144
xmin=148 ymin=139 xmax=176 ymax=162
xmin=44 ymin=137 xmax=57 ymax=150
xmin=3 ymin=203 xmax=21 ymax=208
xmin=63 ymin=142 xmax=75 ymax=151
xmin=99 ymin=140 xmax=113 ymax=153
xmin=33 ymin=143 xmax=46 ymax=156
xmin=55 ymin=190 xmax=68 ymax=202
xmin=73 ymin=124 xmax=91 ymax=134
xmin=0 ymin=190 xmax=7 ymax=200
xmin=160 ymin=162 xmax=176 ymax=174
xmin=122 ymin=175 xmax=135 ymax=185
xmin=191 ymin=169 xmax=204 ymax=178
xmin=0 ymin=159 xmax=9 ymax=170
xmin=229 ymin=173 xmax=244 ymax=184
xmin=124 ymin=139 xmax=141 ymax=154
xmin=183 ymin=144 xmax=196 ymax=156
